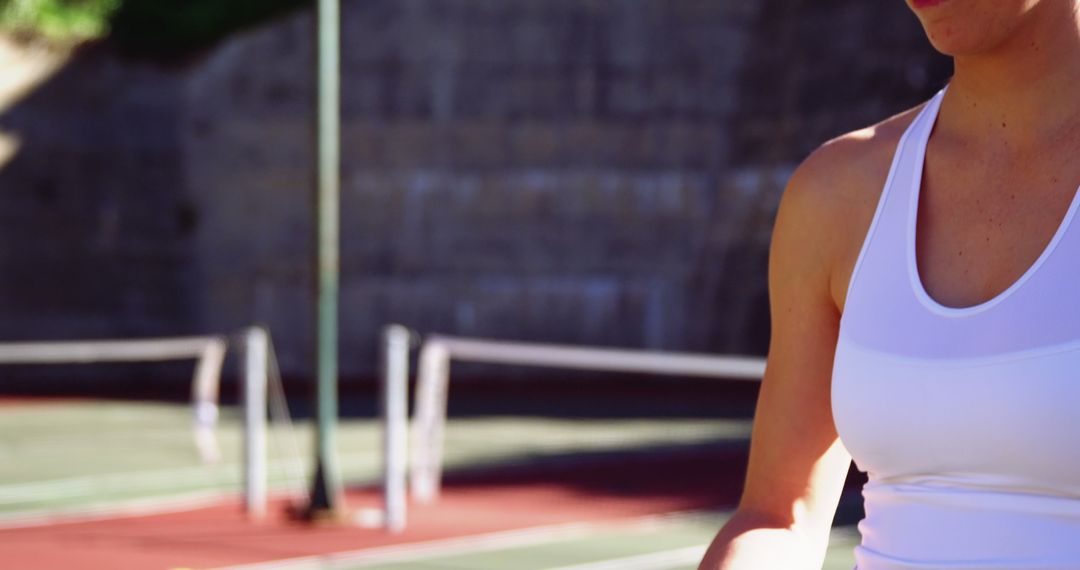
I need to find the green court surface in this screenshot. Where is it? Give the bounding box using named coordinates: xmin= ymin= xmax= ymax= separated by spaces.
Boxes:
xmin=1 ymin=399 xmax=861 ymax=569
xmin=0 ymin=399 xmax=752 ymax=519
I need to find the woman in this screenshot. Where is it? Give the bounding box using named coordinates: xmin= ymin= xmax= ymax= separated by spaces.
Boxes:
xmin=699 ymin=1 xmax=1080 ymax=569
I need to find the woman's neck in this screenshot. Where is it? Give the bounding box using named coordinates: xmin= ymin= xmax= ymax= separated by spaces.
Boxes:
xmin=944 ymin=1 xmax=1080 ymax=149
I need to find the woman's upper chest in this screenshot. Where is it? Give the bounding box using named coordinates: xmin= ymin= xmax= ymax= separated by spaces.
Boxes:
xmin=914 ymin=128 xmax=1080 ymax=311
xmin=832 ymin=87 xmax=1080 ymax=358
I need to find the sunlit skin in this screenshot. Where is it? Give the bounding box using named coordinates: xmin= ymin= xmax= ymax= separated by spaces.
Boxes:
xmin=915 ymin=0 xmax=1080 ymax=309
xmin=909 ymin=0 xmax=1042 ymax=56
xmin=698 ymin=1 xmax=1080 ymax=569
xmin=908 ymin=0 xmax=1080 ymax=150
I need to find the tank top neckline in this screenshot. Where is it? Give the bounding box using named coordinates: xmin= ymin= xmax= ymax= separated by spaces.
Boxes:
xmin=905 ymin=87 xmax=1080 ymax=319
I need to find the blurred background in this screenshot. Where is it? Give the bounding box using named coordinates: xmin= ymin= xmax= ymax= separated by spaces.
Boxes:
xmin=0 ymin=1 xmax=951 ymax=569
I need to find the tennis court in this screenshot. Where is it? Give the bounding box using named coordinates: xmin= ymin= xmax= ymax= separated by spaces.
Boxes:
xmin=0 ymin=1 xmax=945 ymax=568
xmin=0 ymin=395 xmax=861 ymax=569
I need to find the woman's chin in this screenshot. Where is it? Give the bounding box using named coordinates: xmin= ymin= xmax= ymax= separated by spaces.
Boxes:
xmin=922 ymin=25 xmax=1007 ymax=58
xmin=913 ymin=0 xmax=1045 ymax=58
xmin=924 ymin=35 xmax=977 ymax=57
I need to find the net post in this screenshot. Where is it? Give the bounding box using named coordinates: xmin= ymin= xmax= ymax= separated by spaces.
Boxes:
xmin=410 ymin=340 xmax=450 ymax=503
xmin=381 ymin=324 xmax=410 ymax=532
xmin=191 ymin=337 xmax=227 ymax=464
xmin=243 ymin=326 xmax=269 ymax=520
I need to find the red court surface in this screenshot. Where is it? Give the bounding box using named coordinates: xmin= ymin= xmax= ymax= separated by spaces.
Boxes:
xmin=0 ymin=446 xmax=749 ymax=570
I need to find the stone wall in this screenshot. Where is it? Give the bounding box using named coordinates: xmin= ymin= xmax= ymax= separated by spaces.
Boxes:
xmin=0 ymin=1 xmax=951 ymax=382
xmin=0 ymin=41 xmax=193 ymax=340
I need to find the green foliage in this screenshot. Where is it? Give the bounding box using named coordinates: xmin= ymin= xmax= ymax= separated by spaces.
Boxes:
xmin=0 ymin=0 xmax=309 ymax=56
xmin=109 ymin=0 xmax=308 ymax=58
xmin=0 ymin=0 xmax=121 ymax=42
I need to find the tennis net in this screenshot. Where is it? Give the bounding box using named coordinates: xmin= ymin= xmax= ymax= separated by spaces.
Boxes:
xmin=0 ymin=327 xmax=303 ymax=525
xmin=378 ymin=326 xmax=767 ymax=531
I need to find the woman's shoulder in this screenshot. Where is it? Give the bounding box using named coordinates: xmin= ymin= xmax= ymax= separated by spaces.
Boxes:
xmin=774 ymin=102 xmax=928 ymax=308
xmin=788 ymin=102 xmax=925 ymax=207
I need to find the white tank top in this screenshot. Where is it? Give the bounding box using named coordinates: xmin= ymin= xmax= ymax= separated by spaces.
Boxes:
xmin=832 ymin=87 xmax=1080 ymax=570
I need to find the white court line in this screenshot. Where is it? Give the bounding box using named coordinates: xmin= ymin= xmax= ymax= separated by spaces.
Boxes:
xmin=0 ymin=453 xmax=374 ymax=504
xmin=212 ymin=511 xmax=715 ymax=570
xmin=544 ymin=546 xmax=707 ymax=570
xmin=0 ymin=453 xmax=374 ymax=529
xmin=0 ymin=463 xmax=246 ymax=502
xmin=0 ymin=489 xmax=241 ymax=530
xmin=0 ymin=481 xmax=319 ymax=530
xmin=212 ymin=521 xmax=617 ymax=570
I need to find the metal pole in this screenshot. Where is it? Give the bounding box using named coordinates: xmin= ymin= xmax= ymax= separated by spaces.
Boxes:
xmin=308 ymin=0 xmax=344 ymax=516
xmin=410 ymin=342 xmax=451 ymax=503
xmin=192 ymin=337 xmax=227 ymax=465
xmin=381 ymin=325 xmax=410 ymax=532
xmin=244 ymin=327 xmax=269 ymax=520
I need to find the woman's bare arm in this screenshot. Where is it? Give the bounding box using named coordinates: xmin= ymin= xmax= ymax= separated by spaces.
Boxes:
xmin=698 ymin=142 xmax=865 ymax=570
